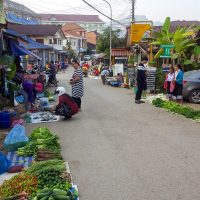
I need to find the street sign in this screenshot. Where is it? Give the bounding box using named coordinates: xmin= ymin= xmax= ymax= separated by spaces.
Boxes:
xmin=160 ymin=45 xmax=174 ymax=58
xmin=130 ymin=24 xmax=151 ymax=43
xmin=0 ymin=0 xmax=6 ymax=24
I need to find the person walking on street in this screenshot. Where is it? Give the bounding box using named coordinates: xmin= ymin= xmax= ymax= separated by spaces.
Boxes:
xmin=135 ymin=57 xmax=148 ymax=104
xmin=101 ymin=67 xmax=109 ymax=85
xmin=70 ymin=59 xmax=84 ymax=109
xmin=49 ymin=61 xmax=57 ymax=82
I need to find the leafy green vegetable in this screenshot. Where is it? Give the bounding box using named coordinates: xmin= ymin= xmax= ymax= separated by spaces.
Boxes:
xmin=30 ymin=127 xmax=53 ymax=141
xmin=26 ymin=160 xmax=65 ymax=175
xmin=17 ymin=128 xmax=60 ymax=156
xmin=152 ymin=98 xmax=200 ymax=120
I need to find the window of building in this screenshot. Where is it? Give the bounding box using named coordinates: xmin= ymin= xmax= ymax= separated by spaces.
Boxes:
xmin=36 ymin=39 xmax=44 ymax=44
xmin=53 ymin=38 xmax=57 ymax=44
xmin=58 ymin=39 xmax=62 ymax=45
xmin=74 ymin=41 xmax=76 ymax=46
xmin=49 ymin=39 xmax=52 ymax=44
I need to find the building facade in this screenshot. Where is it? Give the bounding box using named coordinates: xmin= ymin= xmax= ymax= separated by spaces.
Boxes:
xmin=39 ymin=14 xmax=105 ymax=33
xmin=62 ymin=23 xmax=87 ymax=54
xmin=8 ymin=24 xmax=66 ymax=64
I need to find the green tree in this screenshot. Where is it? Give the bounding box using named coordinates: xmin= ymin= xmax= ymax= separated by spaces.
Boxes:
xmin=152 ymin=17 xmax=200 ymax=68
xmin=96 ymin=27 xmax=126 ymax=57
xmin=152 ymin=17 xmax=173 ymax=58
xmin=65 ymin=41 xmax=76 ymax=59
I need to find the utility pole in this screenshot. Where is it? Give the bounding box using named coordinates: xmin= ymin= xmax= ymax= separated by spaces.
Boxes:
xmin=132 ymin=0 xmax=136 ymax=22
xmin=102 ymin=0 xmax=112 ymax=68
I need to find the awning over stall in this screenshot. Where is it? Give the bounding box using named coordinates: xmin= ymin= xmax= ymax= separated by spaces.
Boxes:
xmin=9 ymin=40 xmax=42 ymax=60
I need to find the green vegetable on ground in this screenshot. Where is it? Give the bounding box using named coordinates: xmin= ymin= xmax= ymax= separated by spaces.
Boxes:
xmin=17 ymin=128 xmax=61 ymax=156
xmin=152 ymin=98 xmax=200 ymax=120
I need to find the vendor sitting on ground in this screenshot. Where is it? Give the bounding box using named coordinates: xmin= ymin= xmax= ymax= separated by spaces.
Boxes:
xmin=52 ymin=87 xmax=79 ymax=120
xmin=116 ymin=73 xmax=124 ymax=85
xmin=35 ymin=81 xmax=43 ymax=98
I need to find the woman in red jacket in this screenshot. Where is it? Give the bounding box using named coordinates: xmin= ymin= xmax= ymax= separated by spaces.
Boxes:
xmin=53 ymin=87 xmax=79 ymax=119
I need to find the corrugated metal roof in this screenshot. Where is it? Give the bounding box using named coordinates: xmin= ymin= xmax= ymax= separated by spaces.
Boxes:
xmin=112 ymin=48 xmax=134 ymax=57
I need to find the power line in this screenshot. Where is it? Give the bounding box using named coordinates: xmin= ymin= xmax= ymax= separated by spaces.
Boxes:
xmin=81 ymin=0 xmax=126 ymax=27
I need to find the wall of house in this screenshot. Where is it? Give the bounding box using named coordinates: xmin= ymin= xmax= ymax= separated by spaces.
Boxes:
xmin=30 ymin=31 xmax=64 ymax=51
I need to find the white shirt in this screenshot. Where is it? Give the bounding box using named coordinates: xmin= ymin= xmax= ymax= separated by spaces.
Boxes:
xmin=167 ymin=73 xmax=175 ymax=82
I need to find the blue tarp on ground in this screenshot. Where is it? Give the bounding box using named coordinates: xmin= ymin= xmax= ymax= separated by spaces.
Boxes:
xmin=6 ymin=13 xmax=39 ymax=25
xmin=6 ymin=152 xmax=33 ymax=168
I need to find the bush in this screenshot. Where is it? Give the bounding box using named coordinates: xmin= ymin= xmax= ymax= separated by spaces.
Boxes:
xmin=156 ymin=67 xmax=166 ymax=93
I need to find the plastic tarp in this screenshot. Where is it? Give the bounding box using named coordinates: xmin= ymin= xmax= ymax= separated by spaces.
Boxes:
xmin=9 ymin=40 xmax=42 ymax=60
xmin=6 ymin=13 xmax=39 ymax=25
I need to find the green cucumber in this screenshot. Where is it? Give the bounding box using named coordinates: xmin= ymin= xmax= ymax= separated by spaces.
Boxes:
xmin=37 ymin=191 xmax=52 ymax=199
xmin=48 ymin=196 xmax=55 ymax=200
xmin=39 ymin=197 xmax=49 ymax=200
xmin=54 ymin=195 xmax=69 ymax=200
xmin=53 ymin=189 xmax=67 ymax=196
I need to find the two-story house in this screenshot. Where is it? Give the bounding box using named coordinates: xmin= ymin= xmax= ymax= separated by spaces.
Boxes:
xmin=62 ymin=23 xmax=87 ymax=55
xmin=8 ymin=23 xmax=66 ymax=62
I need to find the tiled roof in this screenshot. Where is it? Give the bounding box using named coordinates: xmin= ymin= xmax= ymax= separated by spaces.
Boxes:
xmin=85 ymin=31 xmax=98 ymax=45
xmin=39 ymin=14 xmax=103 ymax=23
xmin=62 ymin=23 xmax=86 ymax=38
xmin=8 ymin=23 xmax=62 ymax=36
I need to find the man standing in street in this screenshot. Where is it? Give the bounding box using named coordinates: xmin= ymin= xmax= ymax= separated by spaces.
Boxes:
xmin=135 ymin=57 xmax=148 ymax=104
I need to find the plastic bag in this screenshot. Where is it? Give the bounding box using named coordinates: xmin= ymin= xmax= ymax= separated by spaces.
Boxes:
xmin=0 ymin=151 xmax=11 ymax=174
xmin=3 ymin=125 xmax=29 ymax=152
xmin=39 ymin=98 xmax=49 ymax=107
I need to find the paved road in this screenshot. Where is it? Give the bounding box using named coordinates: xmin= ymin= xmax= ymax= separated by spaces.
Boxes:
xmin=27 ymin=68 xmax=200 ymax=200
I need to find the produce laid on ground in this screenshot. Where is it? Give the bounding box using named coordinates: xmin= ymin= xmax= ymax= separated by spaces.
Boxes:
xmin=152 ymin=98 xmax=200 ymax=121
xmin=44 ymin=91 xmax=56 ymax=102
xmin=0 ymin=173 xmax=37 ymax=198
xmin=0 ymin=127 xmax=79 ymax=200
xmin=17 ymin=128 xmax=61 ymax=157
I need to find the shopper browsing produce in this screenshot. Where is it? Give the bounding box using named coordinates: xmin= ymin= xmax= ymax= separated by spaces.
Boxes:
xmin=164 ymin=67 xmax=175 ymax=101
xmin=135 ymin=56 xmax=148 ymax=104
xmin=52 ymin=87 xmax=79 ymax=120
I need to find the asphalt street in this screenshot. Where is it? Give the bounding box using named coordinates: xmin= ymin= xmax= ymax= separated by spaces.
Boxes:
xmin=27 ymin=68 xmax=200 ymax=200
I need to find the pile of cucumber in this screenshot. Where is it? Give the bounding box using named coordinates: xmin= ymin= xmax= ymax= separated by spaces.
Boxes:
xmin=33 ymin=188 xmax=77 ymax=200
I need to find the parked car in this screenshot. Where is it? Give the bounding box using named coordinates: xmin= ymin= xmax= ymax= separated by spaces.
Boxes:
xmin=183 ymin=70 xmax=200 ymax=103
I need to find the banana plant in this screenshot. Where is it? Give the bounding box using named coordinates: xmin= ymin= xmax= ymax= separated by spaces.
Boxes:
xmin=152 ymin=17 xmax=173 ymax=46
xmin=172 ymin=26 xmax=198 ymax=64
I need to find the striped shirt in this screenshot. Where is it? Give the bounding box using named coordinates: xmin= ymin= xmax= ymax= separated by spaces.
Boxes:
xmin=72 ymin=68 xmax=84 ymax=98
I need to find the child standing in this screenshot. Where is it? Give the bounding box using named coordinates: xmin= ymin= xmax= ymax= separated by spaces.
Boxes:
xmin=165 ymin=67 xmax=175 ymax=100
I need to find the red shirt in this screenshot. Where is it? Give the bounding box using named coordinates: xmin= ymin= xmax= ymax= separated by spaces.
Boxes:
xmin=58 ymin=94 xmax=78 ymax=115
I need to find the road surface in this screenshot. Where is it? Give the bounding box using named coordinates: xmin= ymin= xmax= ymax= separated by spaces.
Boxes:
xmin=27 ymin=68 xmax=200 ymax=200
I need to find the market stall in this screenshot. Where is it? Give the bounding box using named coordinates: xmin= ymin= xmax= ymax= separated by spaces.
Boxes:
xmin=0 ymin=126 xmax=79 ymax=200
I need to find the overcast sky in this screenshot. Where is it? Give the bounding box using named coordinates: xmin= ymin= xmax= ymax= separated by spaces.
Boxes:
xmin=12 ymin=0 xmax=200 ymax=23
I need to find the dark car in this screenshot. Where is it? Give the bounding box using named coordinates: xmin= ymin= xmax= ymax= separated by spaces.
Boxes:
xmin=183 ymin=70 xmax=200 ymax=103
